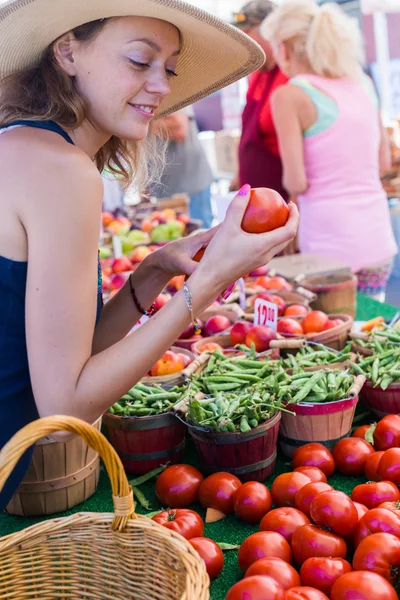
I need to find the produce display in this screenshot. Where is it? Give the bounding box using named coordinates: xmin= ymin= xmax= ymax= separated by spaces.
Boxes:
xmin=352 ymin=326 xmax=400 ymax=389
xmin=108 ymin=382 xmax=186 ymax=416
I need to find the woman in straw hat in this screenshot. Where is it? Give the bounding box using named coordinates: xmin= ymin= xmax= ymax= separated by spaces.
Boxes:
xmin=0 ymin=0 xmax=298 ymax=509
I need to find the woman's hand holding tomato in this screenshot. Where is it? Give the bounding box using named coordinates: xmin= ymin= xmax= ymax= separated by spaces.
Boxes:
xmin=189 ymin=537 xmax=224 ymax=580
xmin=155 ymin=464 xmax=203 ymax=508
xmin=152 ymin=508 xmax=204 ymax=540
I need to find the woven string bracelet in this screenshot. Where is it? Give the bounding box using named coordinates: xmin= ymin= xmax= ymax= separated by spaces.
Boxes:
xmin=129 ymin=274 xmax=156 ymax=317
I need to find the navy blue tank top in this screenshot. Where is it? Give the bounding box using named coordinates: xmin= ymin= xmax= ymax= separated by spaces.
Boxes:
xmin=0 ymin=120 xmax=103 ymax=511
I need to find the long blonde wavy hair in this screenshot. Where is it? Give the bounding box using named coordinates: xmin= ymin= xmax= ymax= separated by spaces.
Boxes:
xmin=261 ymin=0 xmax=365 ymax=80
xmin=0 ymin=19 xmax=166 ymax=191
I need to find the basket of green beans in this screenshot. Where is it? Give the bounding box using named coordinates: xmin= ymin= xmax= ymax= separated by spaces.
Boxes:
xmin=106 ymin=382 xmax=188 ymax=418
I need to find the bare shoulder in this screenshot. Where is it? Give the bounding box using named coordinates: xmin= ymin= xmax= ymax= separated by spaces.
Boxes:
xmin=271 ymin=83 xmax=305 ymax=109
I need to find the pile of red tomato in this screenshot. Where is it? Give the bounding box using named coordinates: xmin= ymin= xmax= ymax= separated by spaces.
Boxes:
xmin=148 ymin=414 xmax=400 ymax=599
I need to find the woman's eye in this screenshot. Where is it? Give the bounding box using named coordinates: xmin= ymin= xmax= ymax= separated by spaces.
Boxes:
xmin=129 ymin=59 xmax=150 ymax=69
xmin=166 ymin=69 xmax=178 ymax=78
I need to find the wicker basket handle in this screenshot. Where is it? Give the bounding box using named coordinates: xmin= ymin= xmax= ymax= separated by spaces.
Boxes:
xmin=0 ymin=415 xmax=135 ymax=531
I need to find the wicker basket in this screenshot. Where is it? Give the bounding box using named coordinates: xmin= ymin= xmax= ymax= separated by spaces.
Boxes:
xmin=0 ymin=416 xmax=209 ymax=600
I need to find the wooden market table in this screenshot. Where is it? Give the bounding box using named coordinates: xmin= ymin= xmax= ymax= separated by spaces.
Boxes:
xmin=1 ymin=293 xmax=399 ymax=600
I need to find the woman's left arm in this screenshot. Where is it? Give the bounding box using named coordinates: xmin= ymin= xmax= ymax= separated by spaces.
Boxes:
xmin=271 ymin=85 xmax=308 ymax=196
xmin=92 ymin=227 xmax=217 ymax=353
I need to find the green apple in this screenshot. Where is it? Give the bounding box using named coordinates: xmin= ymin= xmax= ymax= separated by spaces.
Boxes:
xmin=99 ymin=246 xmax=112 ymax=259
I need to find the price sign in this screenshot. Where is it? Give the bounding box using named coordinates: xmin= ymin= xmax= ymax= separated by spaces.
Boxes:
xmin=254 ymin=298 xmax=278 ymax=331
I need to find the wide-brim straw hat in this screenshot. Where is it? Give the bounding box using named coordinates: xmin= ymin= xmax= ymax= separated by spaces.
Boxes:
xmin=0 ymin=0 xmax=265 ymax=116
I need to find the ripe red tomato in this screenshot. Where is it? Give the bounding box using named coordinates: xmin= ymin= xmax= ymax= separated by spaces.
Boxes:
xmin=271 ymin=472 xmax=311 ymax=507
xmin=291 ymin=525 xmax=347 ymax=565
xmin=353 ymin=502 xmax=369 ymax=521
xmin=300 ymin=557 xmax=352 ymax=596
xmin=332 ymin=438 xmax=374 ymax=476
xmin=354 ymin=507 xmax=400 ymax=547
xmin=379 ymin=501 xmax=400 ymax=517
xmin=351 ymin=481 xmax=400 ymax=509
xmin=238 ymin=531 xmax=292 ymax=572
xmin=189 ymin=537 xmax=224 ymax=580
xmin=285 ymin=587 xmax=330 ymax=600
xmin=294 ymin=466 xmax=327 ymax=483
xmin=378 ymin=448 xmax=400 ymax=484
xmin=352 ymin=425 xmax=372 ymax=440
xmin=226 ymin=575 xmax=285 ymax=600
xmin=365 ymin=451 xmax=384 ymax=481
xmin=233 ymin=481 xmax=272 ymax=524
xmin=155 ymin=464 xmax=204 ymax=508
xmin=260 ymin=507 xmax=310 ymax=543
xmin=302 ymin=311 xmax=329 ymax=334
xmin=198 ymin=472 xmax=242 ymax=516
xmin=310 ymin=490 xmax=359 ymax=536
xmin=241 ymin=188 xmax=289 ymax=234
xmin=330 ymin=571 xmax=398 ymax=600
xmin=292 ymin=443 xmax=335 ymax=477
xmin=152 ymin=509 xmax=204 ymax=540
xmin=230 ymin=321 xmax=253 ymax=346
xmin=374 ymin=415 xmax=400 ymax=451
xmin=245 ymin=557 xmax=301 ymax=589
xmin=294 ymin=482 xmax=333 ymax=517
xmin=353 ymin=532 xmax=400 ymax=583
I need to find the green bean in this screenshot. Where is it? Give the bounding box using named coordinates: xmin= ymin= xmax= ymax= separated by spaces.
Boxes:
xmin=292 ymin=372 xmax=324 ymax=403
xmin=240 ymin=416 xmax=251 ymax=433
xmin=372 ymin=358 xmax=380 ymax=384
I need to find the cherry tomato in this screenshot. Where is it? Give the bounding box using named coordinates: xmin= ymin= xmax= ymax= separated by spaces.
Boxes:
xmin=378 ymin=448 xmax=400 ymax=485
xmin=374 ymin=415 xmax=400 ymax=451
xmin=155 ymin=464 xmax=204 ymax=508
xmin=353 ymin=501 xmax=369 ymax=521
xmin=300 ymin=557 xmax=352 ymax=596
xmin=291 ymin=525 xmax=347 ymax=565
xmin=271 ymin=472 xmax=311 ymax=507
xmin=260 ymin=507 xmax=310 ymax=543
xmin=233 ymin=481 xmax=272 ymax=524
xmin=245 ymin=557 xmax=300 ymax=589
xmin=198 ymin=472 xmax=242 ymax=515
xmin=310 ymin=490 xmax=359 ymax=536
xmin=294 ymin=466 xmax=327 ymax=483
xmin=292 ymin=443 xmax=335 ymax=477
xmin=294 ymin=482 xmax=333 ymax=517
xmin=379 ymin=501 xmax=400 ymax=517
xmin=365 ymin=451 xmax=384 ymax=481
xmin=152 ymin=509 xmax=204 ymax=540
xmin=332 ymin=438 xmax=374 ymax=476
xmin=238 ymin=531 xmax=292 ymax=572
xmin=354 ymin=507 xmax=400 ymax=547
xmin=330 ymin=571 xmax=398 ymax=600
xmin=352 ymin=425 xmax=372 ymax=440
xmin=226 ymin=575 xmax=285 ymax=600
xmin=353 ymin=532 xmax=400 ymax=583
xmin=189 ymin=537 xmax=224 ymax=580
xmin=241 ymin=188 xmax=289 ymax=234
xmin=285 ymin=587 xmax=330 ymax=600
xmin=351 ymin=481 xmax=400 ymax=509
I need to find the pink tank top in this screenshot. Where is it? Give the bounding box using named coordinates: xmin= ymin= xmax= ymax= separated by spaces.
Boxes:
xmin=295 ymin=74 xmax=397 ymax=272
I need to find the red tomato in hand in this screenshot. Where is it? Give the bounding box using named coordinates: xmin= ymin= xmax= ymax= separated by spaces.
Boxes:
xmin=245 ymin=557 xmax=301 ymax=589
xmin=241 ymin=188 xmax=289 ymax=234
xmin=374 ymin=415 xmax=400 ymax=451
xmin=198 ymin=472 xmax=242 ymax=515
xmin=300 ymin=557 xmax=352 ymax=596
xmin=291 ymin=525 xmax=347 ymax=565
xmin=354 ymin=507 xmax=400 ymax=547
xmin=294 ymin=466 xmax=327 ymax=483
xmin=351 ymin=481 xmax=400 ymax=509
xmin=260 ymin=507 xmax=310 ymax=543
xmin=285 ymin=587 xmax=330 ymax=600
xmin=155 ymin=464 xmax=204 ymax=508
xmin=292 ymin=443 xmax=335 ymax=477
xmin=294 ymin=482 xmax=333 ymax=517
xmin=331 ymin=571 xmax=398 ymax=600
xmin=378 ymin=448 xmax=400 ymax=484
xmin=332 ymin=438 xmax=374 ymax=476
xmin=365 ymin=451 xmax=384 ymax=481
xmin=152 ymin=509 xmax=204 ymax=540
xmin=238 ymin=531 xmax=292 ymax=572
xmin=310 ymin=490 xmax=359 ymax=536
xmin=271 ymin=472 xmax=311 ymax=507
xmin=226 ymin=575 xmax=285 ymax=600
xmin=233 ymin=481 xmax=272 ymax=524
xmin=189 ymin=537 xmax=224 ymax=580
xmin=353 ymin=532 xmax=400 ymax=583
xmin=352 ymin=425 xmax=372 ymax=440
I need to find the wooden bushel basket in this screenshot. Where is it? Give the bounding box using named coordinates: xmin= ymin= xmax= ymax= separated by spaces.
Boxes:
xmin=299 ymin=273 xmax=358 ymax=318
xmin=5 ymin=418 xmax=101 ymax=517
xmin=0 ymin=416 xmax=209 ymax=600
xmin=361 ymin=381 xmax=400 ymax=418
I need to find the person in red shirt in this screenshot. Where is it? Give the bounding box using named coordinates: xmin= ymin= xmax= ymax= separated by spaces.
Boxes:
xmin=231 ymin=0 xmax=289 ymax=200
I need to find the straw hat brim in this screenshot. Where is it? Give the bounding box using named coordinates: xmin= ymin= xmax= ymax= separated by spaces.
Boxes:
xmin=0 ymin=0 xmax=266 ymax=116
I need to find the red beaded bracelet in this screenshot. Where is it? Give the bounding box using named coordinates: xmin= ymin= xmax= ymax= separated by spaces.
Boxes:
xmin=129 ymin=274 xmax=156 ymax=317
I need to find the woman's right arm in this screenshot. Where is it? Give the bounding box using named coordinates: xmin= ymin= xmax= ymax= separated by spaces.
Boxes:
xmin=22 ymin=146 xmax=298 ymax=426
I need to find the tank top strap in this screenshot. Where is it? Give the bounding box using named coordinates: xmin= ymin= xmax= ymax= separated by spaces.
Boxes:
xmin=1 ymin=120 xmax=74 ymax=145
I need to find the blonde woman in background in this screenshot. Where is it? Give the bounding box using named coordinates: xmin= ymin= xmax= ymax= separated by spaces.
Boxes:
xmin=262 ymin=0 xmax=397 ymax=300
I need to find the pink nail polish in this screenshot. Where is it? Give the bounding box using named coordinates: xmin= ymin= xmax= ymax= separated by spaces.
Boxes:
xmin=238 ymin=184 xmax=251 ymax=197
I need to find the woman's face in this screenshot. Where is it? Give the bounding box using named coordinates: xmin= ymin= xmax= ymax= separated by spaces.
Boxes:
xmin=61 ymin=17 xmax=180 ymax=142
